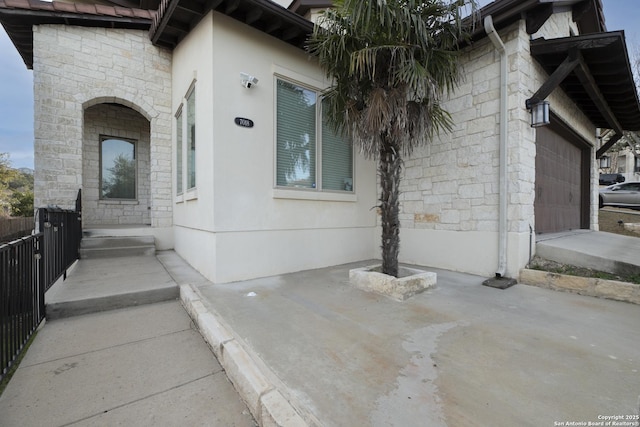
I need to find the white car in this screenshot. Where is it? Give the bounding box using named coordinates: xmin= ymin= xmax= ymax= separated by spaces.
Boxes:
xmin=599 ymin=182 xmax=640 ymax=209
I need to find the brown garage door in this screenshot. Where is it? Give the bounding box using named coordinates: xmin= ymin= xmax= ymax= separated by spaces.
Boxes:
xmin=534 ymin=124 xmax=589 ymax=234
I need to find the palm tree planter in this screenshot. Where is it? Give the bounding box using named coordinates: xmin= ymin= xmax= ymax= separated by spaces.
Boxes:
xmin=308 ymin=0 xmax=474 ymax=280
xmin=349 ymin=265 xmax=436 ymax=301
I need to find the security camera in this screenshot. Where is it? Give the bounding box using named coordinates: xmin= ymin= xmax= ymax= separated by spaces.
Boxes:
xmin=240 ymin=72 xmax=258 ymax=88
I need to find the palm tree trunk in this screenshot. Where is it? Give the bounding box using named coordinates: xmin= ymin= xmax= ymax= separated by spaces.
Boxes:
xmin=379 ymin=134 xmax=401 ymax=277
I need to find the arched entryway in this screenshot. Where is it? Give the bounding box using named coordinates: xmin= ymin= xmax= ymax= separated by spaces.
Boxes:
xmin=82 ymin=103 xmax=151 ymax=226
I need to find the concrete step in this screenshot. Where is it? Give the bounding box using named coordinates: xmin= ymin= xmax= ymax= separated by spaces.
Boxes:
xmin=45 ymin=255 xmax=179 ymax=320
xmin=536 ymin=231 xmax=640 ymax=277
xmin=80 ymin=236 xmax=156 ymax=259
xmin=83 ymin=226 xmax=153 ymax=238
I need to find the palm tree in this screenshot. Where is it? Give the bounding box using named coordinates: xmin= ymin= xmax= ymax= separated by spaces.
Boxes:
xmin=308 ymin=0 xmax=475 ymax=277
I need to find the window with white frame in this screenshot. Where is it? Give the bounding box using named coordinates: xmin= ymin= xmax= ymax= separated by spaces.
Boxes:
xmin=176 ymin=82 xmax=196 ymax=195
xmin=276 ymin=78 xmax=353 ymax=192
xmin=186 ymin=88 xmax=196 ymax=190
xmin=100 ymin=136 xmax=136 ymax=200
xmin=175 ymin=107 xmax=183 ymax=194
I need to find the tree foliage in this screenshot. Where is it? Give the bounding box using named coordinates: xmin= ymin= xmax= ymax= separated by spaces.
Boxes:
xmin=102 ymin=154 xmax=136 ymax=199
xmin=308 ymin=0 xmax=475 ymax=276
xmin=0 ymin=153 xmax=34 ymax=217
xmin=10 ymin=191 xmax=34 ymax=217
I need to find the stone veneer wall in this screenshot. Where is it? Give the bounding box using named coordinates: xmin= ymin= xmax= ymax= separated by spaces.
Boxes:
xmin=32 ymin=25 xmax=173 ymax=228
xmin=397 ymin=17 xmax=597 ymax=276
xmin=398 ymin=23 xmax=534 ymax=235
xmin=82 ymin=104 xmax=151 ymax=225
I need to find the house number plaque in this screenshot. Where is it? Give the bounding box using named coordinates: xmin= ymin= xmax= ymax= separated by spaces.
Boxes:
xmin=234 ymin=117 xmax=254 ymax=128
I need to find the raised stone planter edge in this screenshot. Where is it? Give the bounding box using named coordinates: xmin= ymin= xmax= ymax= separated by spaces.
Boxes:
xmin=349 ymin=265 xmax=437 ymax=301
xmin=519 ymin=268 xmax=640 ymax=305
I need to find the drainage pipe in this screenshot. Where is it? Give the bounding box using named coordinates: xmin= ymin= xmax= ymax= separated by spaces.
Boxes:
xmin=484 ymin=15 xmax=509 ymax=278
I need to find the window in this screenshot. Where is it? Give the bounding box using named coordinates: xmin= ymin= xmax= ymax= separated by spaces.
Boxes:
xmin=618 ymin=155 xmax=626 ymax=174
xmin=176 ymin=108 xmax=183 ymax=194
xmin=100 ymin=136 xmax=136 ymax=200
xmin=186 ymin=89 xmax=196 ymax=189
xmin=635 ymin=156 xmax=640 ymax=173
xmin=175 ymin=82 xmax=196 ymax=196
xmin=276 ymin=78 xmax=353 ymax=192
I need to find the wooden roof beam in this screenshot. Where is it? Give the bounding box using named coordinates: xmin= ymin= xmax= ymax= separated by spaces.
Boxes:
xmin=176 ymin=0 xmax=205 ymax=15
xmin=573 ymin=51 xmax=624 ymax=134
xmin=265 ymin=17 xmax=281 ymax=34
xmin=245 ymin=8 xmax=262 ymax=25
xmin=526 ymin=49 xmax=579 ymax=109
xmin=596 ymin=132 xmax=622 ymax=158
xmin=225 ymin=0 xmax=240 ymax=14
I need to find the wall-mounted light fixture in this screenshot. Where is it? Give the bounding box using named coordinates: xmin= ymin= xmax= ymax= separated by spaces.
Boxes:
xmin=599 ymin=155 xmax=611 ymax=169
xmin=529 ymin=100 xmax=550 ymax=127
xmin=240 ymin=72 xmax=258 ymax=89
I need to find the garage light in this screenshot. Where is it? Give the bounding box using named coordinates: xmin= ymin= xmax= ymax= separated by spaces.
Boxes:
xmin=529 ymin=100 xmax=550 ymax=127
xmin=599 ymin=155 xmax=611 ymax=169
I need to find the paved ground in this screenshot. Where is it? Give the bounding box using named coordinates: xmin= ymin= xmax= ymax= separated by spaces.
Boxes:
xmin=536 ymin=230 xmax=640 ymax=278
xmin=189 ymin=261 xmax=640 ymax=427
xmin=0 ymin=301 xmax=256 ymax=427
xmin=3 ymin=231 xmax=640 ymax=427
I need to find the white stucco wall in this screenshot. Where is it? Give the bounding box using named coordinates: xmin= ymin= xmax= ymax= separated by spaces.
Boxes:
xmin=172 ymin=12 xmax=377 ymax=283
xmin=171 ymin=10 xmax=600 ymax=282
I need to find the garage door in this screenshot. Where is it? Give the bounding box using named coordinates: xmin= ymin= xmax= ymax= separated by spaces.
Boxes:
xmin=534 ymin=125 xmax=589 ymax=234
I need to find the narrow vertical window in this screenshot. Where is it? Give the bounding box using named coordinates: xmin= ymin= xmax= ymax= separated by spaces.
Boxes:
xmin=276 ymin=79 xmax=317 ymax=188
xmin=176 ymin=108 xmax=183 ymax=194
xmin=186 ymin=89 xmax=196 ymax=189
xmin=275 ymin=77 xmax=353 ymax=192
xmin=100 ymin=137 xmax=136 ymax=199
xmin=322 ymin=99 xmax=353 ymax=191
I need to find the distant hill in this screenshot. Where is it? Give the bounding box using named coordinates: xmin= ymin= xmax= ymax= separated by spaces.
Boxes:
xmin=18 ymin=168 xmax=34 ymax=175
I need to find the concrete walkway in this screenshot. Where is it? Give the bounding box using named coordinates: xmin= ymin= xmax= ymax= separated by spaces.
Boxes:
xmin=0 ymin=301 xmax=256 ymax=426
xmin=2 ymin=245 xmax=639 ymax=426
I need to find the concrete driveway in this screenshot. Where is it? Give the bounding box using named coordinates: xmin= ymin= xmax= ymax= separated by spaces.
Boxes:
xmin=190 ymin=261 xmax=640 ymax=427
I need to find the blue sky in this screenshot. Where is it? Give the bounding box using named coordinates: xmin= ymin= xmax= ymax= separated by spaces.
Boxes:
xmin=0 ymin=0 xmax=639 ymax=169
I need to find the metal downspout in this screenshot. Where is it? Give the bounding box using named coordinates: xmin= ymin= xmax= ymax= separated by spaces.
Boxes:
xmin=484 ymin=15 xmax=509 ymax=278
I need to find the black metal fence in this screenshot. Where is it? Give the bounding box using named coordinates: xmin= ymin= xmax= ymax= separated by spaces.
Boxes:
xmin=0 ymin=234 xmax=44 ymax=383
xmin=1 ymin=191 xmax=82 ymax=382
xmin=37 ymin=207 xmax=82 ymax=292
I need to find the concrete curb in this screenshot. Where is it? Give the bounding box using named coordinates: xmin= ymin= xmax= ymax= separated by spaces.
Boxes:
xmin=519 ymin=268 xmax=640 ymax=305
xmin=179 ymin=284 xmax=309 ymax=427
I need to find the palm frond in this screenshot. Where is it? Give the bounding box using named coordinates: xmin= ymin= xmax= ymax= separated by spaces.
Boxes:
xmin=309 ymin=0 xmax=476 ymax=159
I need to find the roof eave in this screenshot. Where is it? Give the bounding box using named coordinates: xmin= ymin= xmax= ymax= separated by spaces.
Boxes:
xmin=150 ymin=0 xmax=313 ymax=50
xmin=0 ymin=5 xmax=153 ymax=69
